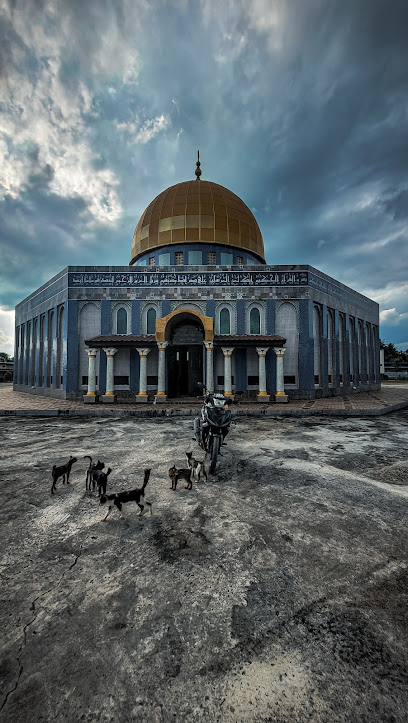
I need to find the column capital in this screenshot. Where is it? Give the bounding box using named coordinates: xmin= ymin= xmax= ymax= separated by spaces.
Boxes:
xmin=157 ymin=341 xmax=169 ymax=351
xmin=87 ymin=348 xmax=98 ymax=358
xmin=102 ymin=347 xmax=117 ymax=357
xmin=221 ymin=347 xmax=234 ymax=357
xmin=273 ymin=347 xmax=286 ymax=357
xmin=137 ymin=348 xmax=151 ymax=358
xmin=204 ymin=341 xmax=214 ymax=351
xmin=256 ymin=347 xmax=269 ymax=357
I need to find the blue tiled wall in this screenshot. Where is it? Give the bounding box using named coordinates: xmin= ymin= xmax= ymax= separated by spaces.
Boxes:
xmin=99 ymin=300 xmax=111 ymax=393
xmin=266 ymin=299 xmax=275 ymax=335
xmin=51 ymin=307 xmax=57 ymax=388
xmin=131 ymin=300 xmax=141 ymax=334
xmin=298 ymin=299 xmax=315 ymax=390
xmin=321 ymin=304 xmax=328 ymax=389
xmin=161 ymin=299 xmax=171 ymax=318
xmin=236 ymin=299 xmax=245 ymax=334
xmin=266 ymin=348 xmax=276 ymax=394
xmin=234 ymin=348 xmax=247 ymax=392
xmin=66 ymin=301 xmax=78 ymax=392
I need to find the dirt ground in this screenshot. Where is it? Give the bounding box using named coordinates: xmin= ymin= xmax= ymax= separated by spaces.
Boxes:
xmin=1 ymin=412 xmax=408 ymax=723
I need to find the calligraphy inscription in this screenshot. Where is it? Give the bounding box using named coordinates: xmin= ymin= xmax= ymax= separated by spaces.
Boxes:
xmin=69 ymin=271 xmax=308 ymax=288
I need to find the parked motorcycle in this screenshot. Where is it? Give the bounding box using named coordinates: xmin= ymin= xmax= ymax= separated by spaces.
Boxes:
xmin=194 ymin=383 xmax=232 ymax=473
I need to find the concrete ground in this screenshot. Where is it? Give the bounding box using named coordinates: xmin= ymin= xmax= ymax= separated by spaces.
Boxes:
xmin=1 ymin=411 xmax=408 ymax=722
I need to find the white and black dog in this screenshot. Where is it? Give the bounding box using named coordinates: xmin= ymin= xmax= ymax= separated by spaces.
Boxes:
xmin=185 ymin=451 xmax=208 ymax=483
xmin=99 ymin=469 xmax=152 ymax=520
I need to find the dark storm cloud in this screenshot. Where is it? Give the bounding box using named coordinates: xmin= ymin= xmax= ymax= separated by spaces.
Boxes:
xmin=1 ymin=0 xmax=408 ymax=352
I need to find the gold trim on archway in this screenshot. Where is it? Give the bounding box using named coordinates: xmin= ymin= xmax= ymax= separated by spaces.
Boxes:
xmin=156 ymin=308 xmax=214 ymax=342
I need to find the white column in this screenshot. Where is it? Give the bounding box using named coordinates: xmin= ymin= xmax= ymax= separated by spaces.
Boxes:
xmin=155 ymin=341 xmax=169 ymax=402
xmin=274 ymin=347 xmax=288 ymax=403
xmin=85 ymin=349 xmax=98 ymax=399
xmin=103 ymin=347 xmax=117 ymax=397
xmin=137 ymin=348 xmax=150 ymax=401
xmin=221 ymin=347 xmax=234 ymax=397
xmin=256 ymin=347 xmax=270 ymax=402
xmin=204 ymin=341 xmax=214 ymax=394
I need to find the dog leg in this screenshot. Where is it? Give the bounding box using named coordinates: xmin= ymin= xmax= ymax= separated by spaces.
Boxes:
xmin=103 ymin=505 xmax=113 ymax=521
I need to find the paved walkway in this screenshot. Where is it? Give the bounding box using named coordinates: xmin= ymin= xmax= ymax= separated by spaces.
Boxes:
xmin=1 ymin=383 xmax=408 ymax=418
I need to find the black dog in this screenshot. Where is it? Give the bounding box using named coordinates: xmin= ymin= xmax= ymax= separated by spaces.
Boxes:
xmin=84 ymin=456 xmax=105 ymax=491
xmin=51 ymin=456 xmax=77 ymax=495
xmin=94 ymin=467 xmax=112 ymax=497
xmin=100 ymin=469 xmax=152 ymax=520
xmin=168 ymin=465 xmax=192 ymax=491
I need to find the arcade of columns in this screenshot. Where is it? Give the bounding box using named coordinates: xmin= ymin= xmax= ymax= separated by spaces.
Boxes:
xmin=84 ymin=343 xmax=288 ymax=403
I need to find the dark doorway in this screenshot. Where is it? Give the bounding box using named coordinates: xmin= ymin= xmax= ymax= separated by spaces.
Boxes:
xmin=166 ymin=319 xmax=205 ymax=397
xmin=167 ymin=346 xmax=203 ymax=397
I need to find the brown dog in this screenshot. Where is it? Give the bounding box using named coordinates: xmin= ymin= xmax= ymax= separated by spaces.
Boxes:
xmin=168 ymin=465 xmax=192 ymax=491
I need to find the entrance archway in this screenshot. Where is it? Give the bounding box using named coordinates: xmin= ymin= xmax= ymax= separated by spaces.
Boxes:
xmin=156 ymin=309 xmax=213 ymax=398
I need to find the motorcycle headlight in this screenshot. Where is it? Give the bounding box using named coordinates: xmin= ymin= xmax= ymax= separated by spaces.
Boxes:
xmin=213 ymin=397 xmax=225 ymax=408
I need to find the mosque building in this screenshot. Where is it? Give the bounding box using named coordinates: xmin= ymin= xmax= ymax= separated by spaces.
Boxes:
xmin=13 ymin=156 xmax=380 ymax=403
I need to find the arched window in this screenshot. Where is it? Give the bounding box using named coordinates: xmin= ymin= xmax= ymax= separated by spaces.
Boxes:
xmin=250 ymin=307 xmax=260 ymax=334
xmin=117 ymin=308 xmax=127 ymax=335
xmin=313 ymin=305 xmax=321 ymax=386
xmin=327 ymin=309 xmax=335 ymax=386
xmin=147 ymin=308 xmax=156 ymax=334
xmin=220 ymin=308 xmax=230 ymax=335
xmin=276 ymin=302 xmax=298 ymax=386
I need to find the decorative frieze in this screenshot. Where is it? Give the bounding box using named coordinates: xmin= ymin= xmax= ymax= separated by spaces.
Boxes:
xmin=69 ymin=270 xmax=309 ymax=289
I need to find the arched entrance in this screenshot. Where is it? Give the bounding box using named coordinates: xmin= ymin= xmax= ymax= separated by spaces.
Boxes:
xmin=156 ymin=309 xmax=213 ymax=398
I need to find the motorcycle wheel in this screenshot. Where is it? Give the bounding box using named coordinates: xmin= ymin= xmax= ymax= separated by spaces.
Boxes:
xmin=209 ymin=435 xmax=220 ymax=474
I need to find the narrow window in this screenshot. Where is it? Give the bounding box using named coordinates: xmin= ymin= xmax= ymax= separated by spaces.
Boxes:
xmin=147 ymin=308 xmax=156 ymax=334
xmin=237 ymin=256 xmax=243 ymax=264
xmin=117 ymin=308 xmax=127 ymax=334
xmin=250 ymin=307 xmax=260 ymax=334
xmin=220 ymin=308 xmax=230 ymax=335
xmin=207 ymin=252 xmax=216 ymax=265
xmin=149 ymin=256 xmax=155 ymax=266
xmin=175 ymin=252 xmax=184 ymax=265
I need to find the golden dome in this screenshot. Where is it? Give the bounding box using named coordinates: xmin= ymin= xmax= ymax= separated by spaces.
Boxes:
xmin=130 ymin=180 xmax=265 ymax=264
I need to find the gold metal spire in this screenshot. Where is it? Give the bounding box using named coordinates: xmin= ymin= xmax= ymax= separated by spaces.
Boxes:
xmin=195 ymin=150 xmax=202 ymax=180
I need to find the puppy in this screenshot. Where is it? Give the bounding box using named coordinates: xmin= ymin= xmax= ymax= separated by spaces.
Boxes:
xmin=168 ymin=465 xmax=193 ymax=491
xmin=185 ymin=451 xmax=208 ymax=483
xmin=94 ymin=467 xmax=112 ymax=497
xmin=100 ymin=469 xmax=152 ymax=520
xmin=51 ymin=456 xmax=77 ymax=495
xmin=84 ymin=456 xmax=105 ymax=491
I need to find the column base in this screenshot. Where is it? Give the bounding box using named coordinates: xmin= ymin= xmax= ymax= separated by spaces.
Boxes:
xmin=275 ymin=392 xmax=289 ymax=403
xmin=154 ymin=394 xmax=168 ymax=403
xmin=83 ymin=394 xmax=98 ymax=404
xmin=101 ymin=394 xmax=116 ymax=404
xmin=136 ymin=393 xmax=149 ymax=404
xmin=257 ymin=393 xmax=270 ymax=403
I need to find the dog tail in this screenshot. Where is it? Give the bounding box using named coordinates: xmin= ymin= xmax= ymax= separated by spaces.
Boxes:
xmin=52 ymin=465 xmax=56 ymax=475
xmin=84 ymin=455 xmax=92 ymax=463
xmin=106 ymin=467 xmax=112 ymax=476
xmin=142 ymin=468 xmax=151 ymax=490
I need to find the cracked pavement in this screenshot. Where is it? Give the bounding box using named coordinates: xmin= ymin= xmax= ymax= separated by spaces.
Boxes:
xmin=0 ymin=413 xmax=408 ymax=722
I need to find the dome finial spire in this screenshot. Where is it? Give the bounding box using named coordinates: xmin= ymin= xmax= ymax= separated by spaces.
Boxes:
xmin=195 ymin=150 xmax=202 ymax=180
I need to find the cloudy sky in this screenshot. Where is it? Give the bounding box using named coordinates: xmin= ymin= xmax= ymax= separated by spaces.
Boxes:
xmin=1 ymin=0 xmax=407 ymax=356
